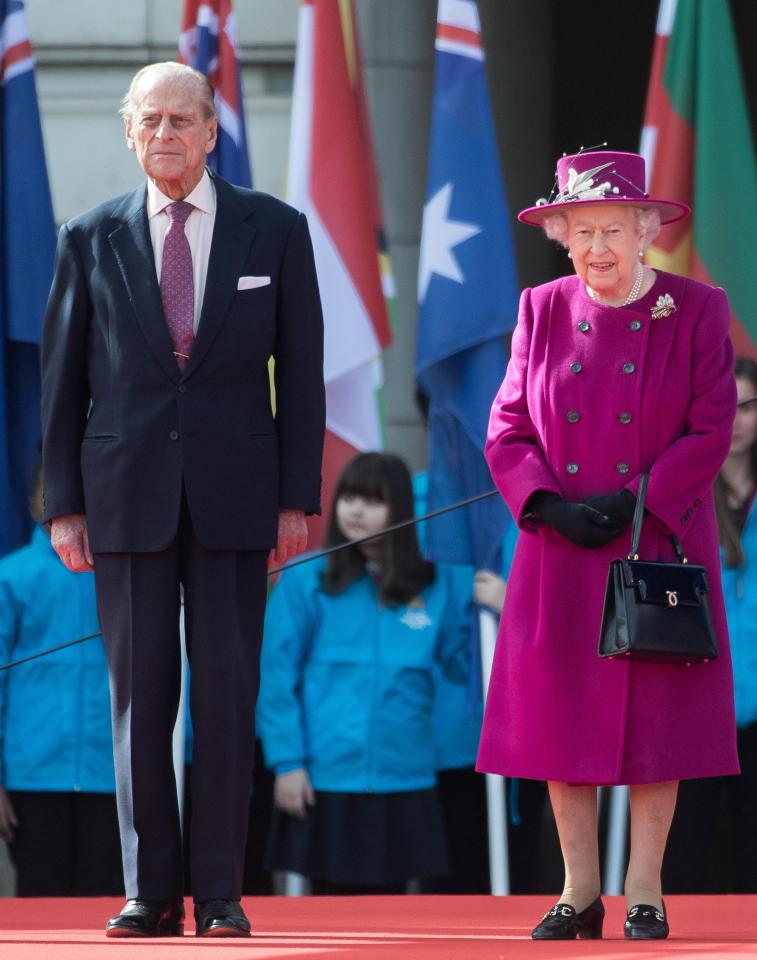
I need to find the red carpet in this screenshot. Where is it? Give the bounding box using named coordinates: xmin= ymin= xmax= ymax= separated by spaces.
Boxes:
xmin=0 ymin=896 xmax=755 ymax=958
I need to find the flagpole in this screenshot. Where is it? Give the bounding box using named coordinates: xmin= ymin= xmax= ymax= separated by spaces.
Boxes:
xmin=479 ymin=607 xmax=509 ymax=895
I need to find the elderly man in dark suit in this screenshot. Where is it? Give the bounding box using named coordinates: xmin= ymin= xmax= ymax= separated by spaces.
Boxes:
xmin=41 ymin=62 xmax=325 ymax=938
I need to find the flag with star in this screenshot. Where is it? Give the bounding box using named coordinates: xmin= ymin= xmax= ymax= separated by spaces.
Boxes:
xmin=0 ymin=0 xmax=56 ymax=555
xmin=415 ymin=0 xmax=517 ymax=569
xmin=640 ymin=0 xmax=757 ymax=357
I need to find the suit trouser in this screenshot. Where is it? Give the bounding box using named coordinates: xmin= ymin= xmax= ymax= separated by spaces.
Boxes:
xmin=93 ymin=495 xmax=268 ymax=902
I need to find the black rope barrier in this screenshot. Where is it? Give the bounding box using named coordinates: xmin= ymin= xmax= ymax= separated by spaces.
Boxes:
xmin=7 ymin=397 xmax=756 ymax=674
xmin=0 ymin=487 xmax=499 ymax=673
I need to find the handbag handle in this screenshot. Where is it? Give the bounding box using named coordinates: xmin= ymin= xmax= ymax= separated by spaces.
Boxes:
xmin=628 ymin=472 xmax=687 ymax=563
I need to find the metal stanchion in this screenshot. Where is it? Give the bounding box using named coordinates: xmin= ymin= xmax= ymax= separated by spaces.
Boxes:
xmin=283 ymin=872 xmax=308 ymax=896
xmin=479 ymin=608 xmax=509 ymax=895
xmin=173 ymin=602 xmax=188 ymax=828
xmin=604 ymin=784 xmax=629 ymax=894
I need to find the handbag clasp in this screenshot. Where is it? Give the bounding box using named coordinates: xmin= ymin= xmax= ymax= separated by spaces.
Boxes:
xmin=665 ymin=590 xmax=679 ymax=607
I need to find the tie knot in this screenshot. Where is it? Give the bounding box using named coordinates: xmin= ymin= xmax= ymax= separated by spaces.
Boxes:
xmin=165 ymin=201 xmax=194 ymax=225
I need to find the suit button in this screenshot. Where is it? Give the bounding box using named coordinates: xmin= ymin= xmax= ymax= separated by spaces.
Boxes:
xmin=622 ymin=362 xmax=636 ymax=374
xmin=619 ymin=412 xmax=632 ymax=424
xmin=567 ymin=463 xmax=579 ymax=475
xmin=629 ymin=320 xmax=642 ymax=331
xmin=616 ymin=461 xmax=630 ymax=474
xmin=578 ymin=321 xmax=590 ymax=333
xmin=570 ymin=362 xmax=583 ymax=374
xmin=178 ymin=385 xmax=187 ymax=394
xmin=169 ymin=430 xmax=179 ymax=441
xmin=566 ymin=410 xmax=581 ymax=423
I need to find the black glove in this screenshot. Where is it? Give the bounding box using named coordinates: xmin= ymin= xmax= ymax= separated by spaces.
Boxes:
xmin=582 ymin=489 xmax=637 ymax=527
xmin=529 ymin=491 xmax=625 ymax=548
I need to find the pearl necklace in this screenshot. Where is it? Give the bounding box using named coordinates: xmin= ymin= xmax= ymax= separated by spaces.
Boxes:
xmin=586 ymin=263 xmax=645 ymax=306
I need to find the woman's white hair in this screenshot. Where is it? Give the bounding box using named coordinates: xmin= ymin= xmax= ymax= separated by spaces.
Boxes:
xmin=542 ymin=207 xmax=662 ymax=251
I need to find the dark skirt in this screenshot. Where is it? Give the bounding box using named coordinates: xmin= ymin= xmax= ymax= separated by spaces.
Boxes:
xmin=268 ymin=788 xmax=448 ymax=886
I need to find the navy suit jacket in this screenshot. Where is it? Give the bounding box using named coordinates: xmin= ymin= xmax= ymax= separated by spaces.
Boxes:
xmin=41 ymin=173 xmax=325 ymax=553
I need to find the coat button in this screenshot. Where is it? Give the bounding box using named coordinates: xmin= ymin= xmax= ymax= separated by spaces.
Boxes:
xmin=578 ymin=321 xmax=590 ymax=333
xmin=169 ymin=430 xmax=179 ymax=440
xmin=570 ymin=361 xmax=583 ymax=374
xmin=566 ymin=410 xmax=581 ymax=423
xmin=178 ymin=385 xmax=187 ymax=394
xmin=616 ymin=461 xmax=630 ymax=474
xmin=567 ymin=463 xmax=579 ymax=475
xmin=622 ymin=362 xmax=636 ymax=374
xmin=629 ymin=320 xmax=642 ymax=331
xmin=619 ymin=412 xmax=632 ymax=424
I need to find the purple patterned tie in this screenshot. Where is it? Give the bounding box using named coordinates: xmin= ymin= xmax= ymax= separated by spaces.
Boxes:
xmin=160 ymin=201 xmax=195 ymax=371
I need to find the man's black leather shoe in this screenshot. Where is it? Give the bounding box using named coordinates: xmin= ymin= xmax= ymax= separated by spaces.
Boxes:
xmin=105 ymin=899 xmax=185 ymax=938
xmin=194 ymin=899 xmax=252 ymax=937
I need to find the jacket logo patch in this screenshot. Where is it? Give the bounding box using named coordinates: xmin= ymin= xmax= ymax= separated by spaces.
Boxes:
xmin=400 ymin=598 xmax=432 ymax=630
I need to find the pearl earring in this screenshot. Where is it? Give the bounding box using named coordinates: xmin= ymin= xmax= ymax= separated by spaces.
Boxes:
xmin=567 ymin=251 xmax=572 ymax=259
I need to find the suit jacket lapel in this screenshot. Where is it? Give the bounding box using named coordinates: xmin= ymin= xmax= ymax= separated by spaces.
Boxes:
xmin=183 ymin=175 xmax=257 ymax=378
xmin=107 ymin=185 xmax=180 ymax=383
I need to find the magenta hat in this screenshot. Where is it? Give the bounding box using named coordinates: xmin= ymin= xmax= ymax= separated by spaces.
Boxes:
xmin=518 ymin=149 xmax=690 ymax=226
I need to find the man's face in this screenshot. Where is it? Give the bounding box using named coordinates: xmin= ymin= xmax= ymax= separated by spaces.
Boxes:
xmin=125 ymin=77 xmax=217 ymax=192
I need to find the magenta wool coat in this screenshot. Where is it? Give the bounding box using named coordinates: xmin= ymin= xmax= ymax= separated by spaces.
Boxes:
xmin=476 ymin=269 xmax=739 ymax=785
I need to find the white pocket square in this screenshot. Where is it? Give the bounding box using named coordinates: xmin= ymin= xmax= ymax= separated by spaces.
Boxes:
xmin=237 ymin=275 xmax=271 ymax=290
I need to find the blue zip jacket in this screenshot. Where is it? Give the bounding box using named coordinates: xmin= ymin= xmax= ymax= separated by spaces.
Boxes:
xmin=257 ymin=557 xmax=474 ymax=792
xmin=722 ymin=498 xmax=757 ymax=729
xmin=412 ymin=471 xmax=518 ymax=769
xmin=0 ymin=527 xmax=115 ymax=792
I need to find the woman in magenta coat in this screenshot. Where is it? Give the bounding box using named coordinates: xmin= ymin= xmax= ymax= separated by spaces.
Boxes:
xmin=477 ymin=150 xmax=738 ymax=941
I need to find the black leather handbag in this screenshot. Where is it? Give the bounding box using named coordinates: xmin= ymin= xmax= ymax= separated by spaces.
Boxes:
xmin=598 ymin=473 xmax=718 ymax=666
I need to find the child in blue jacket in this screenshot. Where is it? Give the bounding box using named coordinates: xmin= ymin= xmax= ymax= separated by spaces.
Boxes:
xmin=257 ymin=453 xmax=474 ymax=892
xmin=664 ymin=357 xmax=757 ymax=892
xmin=0 ymin=462 xmax=121 ymax=895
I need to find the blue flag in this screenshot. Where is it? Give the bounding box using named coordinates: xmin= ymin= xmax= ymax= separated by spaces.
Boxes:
xmin=179 ymin=0 xmax=252 ymax=188
xmin=415 ymin=0 xmax=518 ymax=571
xmin=0 ymin=0 xmax=56 ymax=555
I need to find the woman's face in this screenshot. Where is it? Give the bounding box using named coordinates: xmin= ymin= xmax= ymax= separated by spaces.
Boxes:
xmin=336 ymin=492 xmax=390 ymax=542
xmin=566 ymin=204 xmax=643 ymax=300
xmin=730 ymin=376 xmax=757 ymax=456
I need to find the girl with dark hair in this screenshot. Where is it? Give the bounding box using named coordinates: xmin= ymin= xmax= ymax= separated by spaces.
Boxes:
xmin=257 ymin=452 xmax=474 ymax=893
xmin=665 ymin=357 xmax=757 ymax=892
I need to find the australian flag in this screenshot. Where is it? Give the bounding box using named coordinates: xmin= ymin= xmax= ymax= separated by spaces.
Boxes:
xmin=0 ymin=0 xmax=56 ymax=555
xmin=415 ymin=0 xmax=518 ymax=572
xmin=179 ymin=0 xmax=252 ymax=188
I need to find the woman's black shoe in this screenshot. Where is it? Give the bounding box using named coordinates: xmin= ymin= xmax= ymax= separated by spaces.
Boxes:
xmin=624 ymin=903 xmax=669 ymax=940
xmin=531 ymin=897 xmax=604 ymax=940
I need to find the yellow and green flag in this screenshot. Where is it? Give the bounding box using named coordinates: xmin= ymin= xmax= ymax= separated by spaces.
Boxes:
xmin=641 ymin=0 xmax=757 ymax=359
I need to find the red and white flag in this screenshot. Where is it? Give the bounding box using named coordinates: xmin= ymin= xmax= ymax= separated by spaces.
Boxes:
xmin=288 ymin=0 xmax=393 ymax=543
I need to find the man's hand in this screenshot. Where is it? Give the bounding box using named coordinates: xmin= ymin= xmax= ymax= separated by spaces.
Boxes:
xmin=50 ymin=514 xmax=94 ymax=572
xmin=268 ymin=509 xmax=307 ymax=571
xmin=274 ymin=768 xmax=315 ymax=819
xmin=0 ymin=786 xmax=18 ymax=843
xmin=474 ymin=570 xmax=507 ymax=614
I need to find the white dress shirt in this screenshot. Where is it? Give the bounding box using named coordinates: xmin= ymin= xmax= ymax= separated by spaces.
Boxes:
xmin=147 ymin=169 xmax=217 ymax=333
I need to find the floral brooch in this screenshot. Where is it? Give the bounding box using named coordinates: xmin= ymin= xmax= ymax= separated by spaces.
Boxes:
xmin=651 ymin=293 xmax=676 ymax=319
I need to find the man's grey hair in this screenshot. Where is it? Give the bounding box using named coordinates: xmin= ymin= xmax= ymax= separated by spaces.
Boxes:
xmin=120 ymin=62 xmax=216 ymax=121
